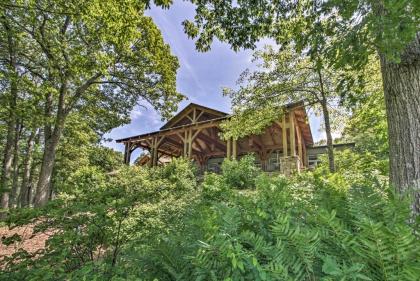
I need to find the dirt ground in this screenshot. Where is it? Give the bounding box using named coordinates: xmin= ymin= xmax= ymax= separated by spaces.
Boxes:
xmin=0 ymin=224 xmax=49 ymax=261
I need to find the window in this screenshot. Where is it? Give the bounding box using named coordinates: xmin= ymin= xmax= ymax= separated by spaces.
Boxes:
xmin=308 ymin=154 xmax=319 ymax=169
xmin=267 ymin=150 xmax=281 ymax=172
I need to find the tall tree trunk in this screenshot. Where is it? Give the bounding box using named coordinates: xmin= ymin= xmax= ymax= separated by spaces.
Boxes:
xmin=1 ymin=16 xmax=18 ymax=214
xmin=33 ymin=107 xmax=66 ymax=207
xmin=379 ymin=32 xmax=420 ymax=216
xmin=9 ymin=122 xmax=22 ymax=208
xmin=317 ymin=68 xmax=335 ymax=173
xmin=20 ymin=129 xmax=37 ymax=208
xmin=0 ymin=109 xmax=16 ymax=212
xmin=320 ymin=100 xmax=335 ymax=173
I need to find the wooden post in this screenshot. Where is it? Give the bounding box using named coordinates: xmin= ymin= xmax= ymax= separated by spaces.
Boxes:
xmin=226 ymin=138 xmax=232 ymax=160
xmin=290 ymin=112 xmax=296 ymax=156
xmin=282 ymin=115 xmax=288 ymax=157
xmin=124 ymin=142 xmax=131 ymax=164
xmin=153 ymin=136 xmax=165 ymax=166
xmin=188 ymin=129 xmax=193 ymax=158
xmin=296 ymin=118 xmax=303 ymax=167
xmin=232 ymin=139 xmax=237 ymax=159
xmin=153 ymin=138 xmax=158 ymax=166
xmin=149 ymin=138 xmax=155 ymax=167
xmin=183 ymin=130 xmax=188 ymax=157
xmin=302 ymin=138 xmax=308 ymax=167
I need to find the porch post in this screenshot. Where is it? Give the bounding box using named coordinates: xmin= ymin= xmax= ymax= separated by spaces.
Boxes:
xmin=290 ymin=112 xmax=296 ymax=156
xmin=282 ymin=115 xmax=288 ymax=157
xmin=188 ymin=129 xmax=193 ymax=158
xmin=151 ymin=136 xmax=165 ymax=166
xmin=296 ymin=117 xmax=303 ymax=168
xmin=153 ymin=138 xmax=158 ymax=166
xmin=183 ymin=130 xmax=188 ymax=157
xmin=232 ymin=139 xmax=237 ymax=159
xmin=124 ymin=142 xmax=131 ymax=165
xmin=149 ymin=138 xmax=155 ymax=167
xmin=226 ymin=138 xmax=232 ymax=160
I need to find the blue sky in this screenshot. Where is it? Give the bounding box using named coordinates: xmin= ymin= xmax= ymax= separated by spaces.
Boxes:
xmin=104 ymin=2 xmax=323 ymax=154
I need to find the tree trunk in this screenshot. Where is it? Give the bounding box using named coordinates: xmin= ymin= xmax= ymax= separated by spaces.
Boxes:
xmin=1 ymin=16 xmax=18 ymax=214
xmin=9 ymin=122 xmax=22 ymax=208
xmin=321 ymin=100 xmax=336 ymax=173
xmin=317 ymin=68 xmax=335 ymax=173
xmin=33 ymin=120 xmax=65 ymax=207
xmin=0 ymin=109 xmax=16 ymax=212
xmin=379 ymin=32 xmax=420 ymax=216
xmin=20 ymin=129 xmax=37 ymax=208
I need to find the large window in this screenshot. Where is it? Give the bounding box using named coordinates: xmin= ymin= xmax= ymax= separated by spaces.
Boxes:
xmin=207 ymin=157 xmax=224 ymax=173
xmin=308 ymin=154 xmax=319 ymax=169
xmin=267 ymin=150 xmax=281 ymax=172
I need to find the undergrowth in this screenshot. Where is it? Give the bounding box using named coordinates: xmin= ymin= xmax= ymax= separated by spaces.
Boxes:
xmin=1 ymin=156 xmax=419 ymax=280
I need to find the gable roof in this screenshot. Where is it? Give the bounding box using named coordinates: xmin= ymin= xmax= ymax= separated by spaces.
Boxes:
xmin=160 ymin=103 xmax=228 ymax=130
xmin=116 ymin=101 xmax=314 ymax=146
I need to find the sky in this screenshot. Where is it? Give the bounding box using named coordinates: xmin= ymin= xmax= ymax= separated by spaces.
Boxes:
xmin=104 ymin=1 xmax=324 ymax=155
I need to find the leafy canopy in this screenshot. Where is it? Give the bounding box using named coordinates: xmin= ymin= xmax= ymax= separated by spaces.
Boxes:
xmin=184 ymin=0 xmax=419 ymax=66
xmin=221 ymin=45 xmax=350 ymax=139
xmin=2 ymin=0 xmax=184 ymax=121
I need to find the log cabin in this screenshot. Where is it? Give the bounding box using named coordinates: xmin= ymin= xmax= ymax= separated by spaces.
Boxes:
xmin=116 ymin=102 xmax=354 ymax=175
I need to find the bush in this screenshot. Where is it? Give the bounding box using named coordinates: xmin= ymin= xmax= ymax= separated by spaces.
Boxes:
xmin=0 ymin=159 xmax=197 ymax=281
xmin=136 ymin=169 xmax=420 ymax=281
xmin=221 ymin=154 xmax=261 ymax=189
xmin=2 ymin=158 xmax=419 ymax=281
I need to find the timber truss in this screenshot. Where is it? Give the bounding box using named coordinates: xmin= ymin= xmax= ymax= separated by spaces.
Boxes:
xmin=116 ymin=102 xmax=314 ymax=172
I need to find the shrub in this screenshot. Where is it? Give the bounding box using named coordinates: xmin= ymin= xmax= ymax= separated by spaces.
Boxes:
xmin=2 ymin=158 xmax=419 ymax=281
xmin=0 ymin=159 xmax=197 ymax=281
xmin=138 ymin=170 xmax=420 ymax=281
xmin=221 ymin=154 xmax=260 ymax=189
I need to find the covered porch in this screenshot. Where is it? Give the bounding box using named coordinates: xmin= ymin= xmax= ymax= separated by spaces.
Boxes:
xmin=116 ymin=103 xmax=313 ymax=175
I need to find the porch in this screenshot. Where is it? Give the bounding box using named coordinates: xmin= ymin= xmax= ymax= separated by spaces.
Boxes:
xmin=116 ymin=103 xmax=312 ymax=175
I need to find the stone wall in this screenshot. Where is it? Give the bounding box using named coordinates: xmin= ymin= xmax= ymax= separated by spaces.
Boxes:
xmin=279 ymin=156 xmax=302 ymax=176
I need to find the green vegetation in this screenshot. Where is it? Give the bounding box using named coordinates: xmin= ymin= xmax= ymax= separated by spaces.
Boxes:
xmin=1 ymin=0 xmax=419 ymax=280
xmin=1 ymin=155 xmax=419 ymax=280
xmin=184 ymin=0 xmax=420 ymax=215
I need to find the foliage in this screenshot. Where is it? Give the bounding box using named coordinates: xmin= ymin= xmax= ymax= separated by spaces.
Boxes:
xmin=134 ymin=165 xmax=420 ymax=281
xmin=220 ymin=155 xmax=261 ymax=190
xmin=0 ymin=0 xmax=185 ymax=207
xmin=342 ymin=59 xmax=388 ymax=170
xmin=0 ymin=159 xmax=197 ymax=280
xmin=220 ymin=45 xmax=348 ymax=140
xmin=2 ymin=154 xmax=419 ymax=280
xmin=184 ymin=0 xmax=419 ymax=66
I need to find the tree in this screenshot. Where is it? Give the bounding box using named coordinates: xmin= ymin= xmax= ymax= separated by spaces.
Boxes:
xmin=183 ymin=0 xmax=420 ymax=214
xmin=1 ymin=0 xmax=183 ymax=206
xmin=0 ymin=11 xmax=20 ymax=212
xmin=222 ymin=45 xmax=347 ymax=172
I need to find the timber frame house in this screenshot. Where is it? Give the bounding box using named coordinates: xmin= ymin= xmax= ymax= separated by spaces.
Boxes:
xmin=116 ymin=102 xmax=352 ymax=174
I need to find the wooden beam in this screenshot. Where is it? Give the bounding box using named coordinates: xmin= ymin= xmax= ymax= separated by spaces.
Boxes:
xmin=124 ymin=142 xmax=131 ymax=164
xmin=188 ymin=129 xmax=193 ymax=158
xmin=194 ymin=138 xmax=206 ymax=153
xmin=227 ymin=138 xmax=232 ymax=159
xmin=184 ymin=130 xmax=188 ymax=158
xmin=191 ymin=128 xmax=202 ymax=141
xmin=290 ymin=112 xmax=296 ymax=156
xmin=296 ymin=117 xmax=303 ymax=166
xmin=118 ymin=118 xmax=224 ymax=143
xmin=165 ymin=136 xmax=202 ymax=156
xmin=195 ymin=110 xmax=205 ymax=122
xmin=196 ymin=132 xmax=226 ymax=151
xmin=282 ymin=114 xmax=288 ymax=157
